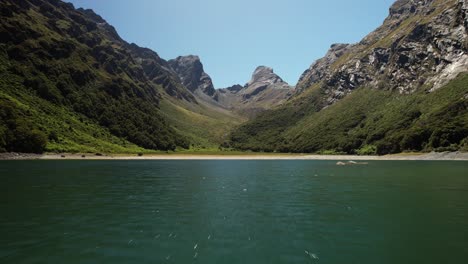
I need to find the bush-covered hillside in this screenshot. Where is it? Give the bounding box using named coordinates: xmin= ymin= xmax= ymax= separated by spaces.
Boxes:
xmin=229 ymin=74 xmax=468 ymax=154
xmin=228 ymin=0 xmax=467 ymax=155
xmin=0 ymin=0 xmax=192 ymax=152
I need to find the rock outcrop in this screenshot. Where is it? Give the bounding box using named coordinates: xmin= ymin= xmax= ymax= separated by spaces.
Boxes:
xmin=168 ymin=55 xmax=216 ymax=97
xmin=297 ymin=0 xmax=468 ymax=106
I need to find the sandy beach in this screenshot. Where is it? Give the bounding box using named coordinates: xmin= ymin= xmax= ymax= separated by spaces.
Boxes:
xmin=1 ymin=152 xmax=468 ymax=161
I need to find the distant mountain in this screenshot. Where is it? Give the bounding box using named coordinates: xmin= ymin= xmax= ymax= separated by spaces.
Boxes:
xmin=216 ymin=66 xmax=294 ymax=117
xmin=229 ymin=0 xmax=468 ymax=154
xmin=167 ymin=57 xmax=294 ymax=117
xmin=168 ymin=55 xmax=216 ymax=97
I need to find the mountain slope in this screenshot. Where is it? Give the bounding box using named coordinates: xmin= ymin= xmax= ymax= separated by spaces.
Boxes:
xmin=229 ymin=0 xmax=468 ymax=154
xmin=0 ymin=0 xmax=239 ymax=153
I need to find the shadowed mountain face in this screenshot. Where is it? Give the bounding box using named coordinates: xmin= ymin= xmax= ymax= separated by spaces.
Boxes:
xmin=0 ymin=0 xmax=192 ymax=151
xmin=168 ymin=55 xmax=216 ymax=97
xmin=0 ymin=0 xmax=242 ymax=153
xmin=229 ymin=0 xmax=468 ymax=154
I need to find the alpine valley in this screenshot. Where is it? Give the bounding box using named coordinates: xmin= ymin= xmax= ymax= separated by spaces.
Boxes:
xmin=0 ymin=0 xmax=467 ymax=155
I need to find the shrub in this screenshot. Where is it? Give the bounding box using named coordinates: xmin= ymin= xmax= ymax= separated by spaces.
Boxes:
xmin=356 ymin=145 xmax=377 ymax=155
xmin=9 ymin=126 xmax=48 ymax=153
xmin=48 ymin=131 xmax=59 ymax=142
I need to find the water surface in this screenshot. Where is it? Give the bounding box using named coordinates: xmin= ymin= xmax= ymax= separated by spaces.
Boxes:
xmin=1 ymin=160 xmax=467 ymax=263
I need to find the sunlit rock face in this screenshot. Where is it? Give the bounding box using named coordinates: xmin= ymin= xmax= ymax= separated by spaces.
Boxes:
xmin=297 ymin=0 xmax=468 ymax=106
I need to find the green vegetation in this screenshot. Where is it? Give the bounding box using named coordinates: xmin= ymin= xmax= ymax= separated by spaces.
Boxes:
xmin=0 ymin=0 xmax=215 ymax=153
xmin=159 ymin=97 xmax=244 ymax=150
xmin=0 ymin=87 xmax=149 ymax=153
xmin=356 ymin=145 xmax=377 ymax=156
xmin=229 ymin=74 xmax=468 ymax=155
xmin=0 ymin=99 xmax=47 ymax=153
xmin=1 ymin=0 xmax=466 ymax=156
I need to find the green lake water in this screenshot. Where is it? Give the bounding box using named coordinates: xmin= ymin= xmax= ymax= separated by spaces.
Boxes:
xmin=1 ymin=160 xmax=467 ymax=263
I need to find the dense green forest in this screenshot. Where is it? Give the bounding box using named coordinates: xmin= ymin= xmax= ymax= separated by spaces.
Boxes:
xmin=0 ymin=0 xmax=241 ymax=154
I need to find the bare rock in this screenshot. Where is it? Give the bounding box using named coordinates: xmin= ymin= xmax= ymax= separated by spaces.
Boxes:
xmin=168 ymin=55 xmax=216 ymax=96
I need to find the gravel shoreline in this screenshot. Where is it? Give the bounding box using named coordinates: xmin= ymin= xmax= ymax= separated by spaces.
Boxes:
xmin=1 ymin=152 xmax=468 ymax=161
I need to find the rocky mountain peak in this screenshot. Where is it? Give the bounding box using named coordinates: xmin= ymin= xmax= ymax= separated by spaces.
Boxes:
xmin=388 ymin=0 xmax=433 ymax=19
xmin=214 ymin=66 xmax=293 ymax=117
xmin=168 ymin=55 xmax=215 ymax=96
xmin=297 ymin=0 xmax=466 ymax=104
xmin=248 ymin=66 xmax=286 ymax=86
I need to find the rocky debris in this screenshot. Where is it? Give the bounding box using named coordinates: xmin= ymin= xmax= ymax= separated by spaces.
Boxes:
xmin=168 ymin=55 xmax=216 ymax=96
xmin=336 ymin=160 xmax=369 ymax=166
xmin=297 ymin=0 xmax=467 ymax=106
xmin=0 ymin=152 xmax=42 ymax=160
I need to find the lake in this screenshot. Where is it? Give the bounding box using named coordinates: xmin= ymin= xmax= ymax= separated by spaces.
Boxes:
xmin=1 ymin=160 xmax=467 ymax=263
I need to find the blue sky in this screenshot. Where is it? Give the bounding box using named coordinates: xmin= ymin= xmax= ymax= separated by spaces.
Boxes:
xmin=67 ymin=0 xmax=395 ymax=88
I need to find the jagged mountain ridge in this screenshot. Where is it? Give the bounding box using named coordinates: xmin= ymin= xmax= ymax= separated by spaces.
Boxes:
xmin=167 ymin=57 xmax=294 ymax=117
xmin=229 ymin=0 xmax=468 ymax=154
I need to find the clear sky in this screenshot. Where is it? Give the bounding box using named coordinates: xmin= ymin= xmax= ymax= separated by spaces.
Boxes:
xmin=66 ymin=0 xmax=395 ymax=88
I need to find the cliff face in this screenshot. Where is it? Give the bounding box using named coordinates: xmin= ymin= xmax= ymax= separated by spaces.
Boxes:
xmin=297 ymin=0 xmax=467 ymax=105
xmin=229 ymin=0 xmax=468 ymax=154
xmin=168 ymin=55 xmax=216 ymax=97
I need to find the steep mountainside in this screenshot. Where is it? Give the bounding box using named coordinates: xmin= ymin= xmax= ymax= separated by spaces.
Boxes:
xmin=168 ymin=55 xmax=216 ymax=97
xmin=229 ymin=0 xmax=468 ymax=154
xmin=297 ymin=0 xmax=467 ymax=100
xmin=0 ymin=0 xmax=240 ymax=153
xmin=216 ymin=66 xmax=294 ymax=117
